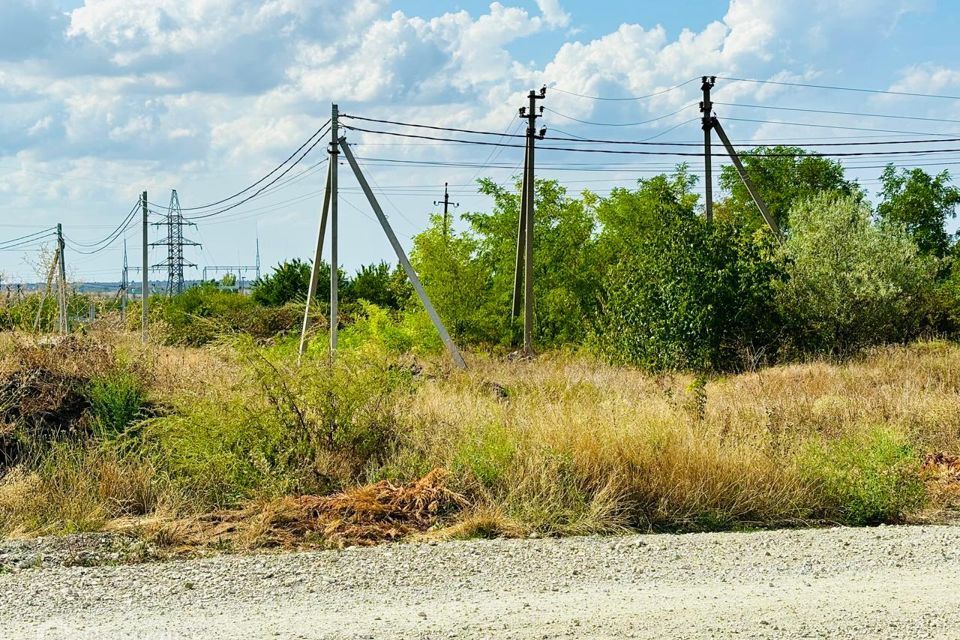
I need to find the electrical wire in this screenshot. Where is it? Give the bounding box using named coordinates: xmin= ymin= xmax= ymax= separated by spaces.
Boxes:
xmin=65 ymin=200 xmax=140 ymax=252
xmin=185 ymin=123 xmax=331 ymax=220
xmin=715 ymin=76 xmax=960 ymax=101
xmin=542 ymin=103 xmax=699 ymax=127
xmin=721 ymin=116 xmax=960 ymax=137
xmin=548 ymin=77 xmax=699 ymax=101
xmin=714 ymin=102 xmax=960 ymax=125
xmin=0 ymin=227 xmax=58 ymax=249
xmin=345 ymin=114 xmax=960 ymax=148
xmin=342 ymin=125 xmax=960 ymax=158
xmin=151 ymin=119 xmax=331 ymax=213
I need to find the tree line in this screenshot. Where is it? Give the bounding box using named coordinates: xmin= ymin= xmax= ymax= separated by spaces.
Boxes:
xmin=172 ymin=145 xmax=960 ymax=371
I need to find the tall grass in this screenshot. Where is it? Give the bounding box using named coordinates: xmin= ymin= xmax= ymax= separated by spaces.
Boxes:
xmin=1 ymin=332 xmax=959 ymax=541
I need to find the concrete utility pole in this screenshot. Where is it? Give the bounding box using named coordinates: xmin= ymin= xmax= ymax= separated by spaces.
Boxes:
xmin=121 ymin=238 xmax=128 ymax=322
xmin=434 ymin=182 xmax=459 ymax=239
xmin=55 ymin=223 xmax=67 ymax=334
xmin=298 ymin=160 xmax=333 ymax=363
xmin=329 ymin=104 xmax=339 ymax=357
xmin=339 ymin=138 xmax=466 ymax=370
xmin=701 ymin=75 xmax=716 ymax=223
xmin=141 ymin=191 xmax=148 ymax=343
xmin=511 ymin=86 xmax=546 ymax=357
xmin=712 ymin=117 xmax=782 ymax=238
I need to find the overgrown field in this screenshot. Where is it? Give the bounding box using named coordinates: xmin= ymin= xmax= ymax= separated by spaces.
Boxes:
xmin=1 ymin=327 xmax=958 ymax=550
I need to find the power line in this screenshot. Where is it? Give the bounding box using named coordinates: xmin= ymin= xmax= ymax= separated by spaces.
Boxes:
xmin=721 ymin=116 xmax=960 ymax=138
xmin=0 ymin=227 xmax=58 ymax=249
xmin=342 ymin=125 xmax=960 ymax=158
xmin=548 ymin=77 xmax=699 ymax=101
xmin=715 ymin=102 xmax=960 ymax=125
xmin=542 ymin=103 xmax=699 ymax=127
xmin=151 ymin=119 xmax=331 ymax=213
xmin=716 ymin=76 xmax=960 ymax=101
xmin=184 ymin=123 xmax=331 ymax=220
xmin=64 ymin=200 xmax=141 ymax=253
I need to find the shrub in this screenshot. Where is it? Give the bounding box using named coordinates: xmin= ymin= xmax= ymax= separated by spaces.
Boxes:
xmin=252 ymin=259 xmax=312 ymax=307
xmin=799 ymin=427 xmax=926 ymax=525
xmin=143 ymin=284 xmax=302 ymax=345
xmin=595 ymin=216 xmax=782 ymax=372
xmin=776 ymin=192 xmax=938 ymax=355
xmin=87 ymin=370 xmax=146 ymax=440
xmin=338 ymin=303 xmax=441 ymax=356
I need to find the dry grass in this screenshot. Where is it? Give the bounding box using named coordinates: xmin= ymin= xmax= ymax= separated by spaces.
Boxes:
xmin=1 ymin=332 xmax=959 ymax=546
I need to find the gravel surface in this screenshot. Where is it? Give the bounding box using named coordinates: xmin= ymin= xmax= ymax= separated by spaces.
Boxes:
xmin=1 ymin=524 xmax=959 ymax=639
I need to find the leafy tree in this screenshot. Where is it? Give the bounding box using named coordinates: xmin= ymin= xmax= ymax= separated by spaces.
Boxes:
xmin=252 ymin=259 xmax=348 ymax=307
xmin=411 ymin=179 xmax=600 ymax=346
xmin=876 ymin=165 xmax=960 ymax=258
xmin=252 ymin=259 xmax=311 ymax=306
xmin=718 ymin=146 xmax=862 ymax=232
xmin=594 ymin=171 xmax=782 ymax=372
xmin=220 ymin=273 xmax=237 ymax=287
xmin=411 ymin=213 xmax=509 ymax=344
xmin=776 ymin=192 xmax=937 ymax=354
xmin=348 ymin=261 xmax=406 ymax=309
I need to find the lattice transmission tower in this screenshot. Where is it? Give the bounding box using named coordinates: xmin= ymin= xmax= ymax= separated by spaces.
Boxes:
xmin=150 ymin=189 xmax=200 ymax=295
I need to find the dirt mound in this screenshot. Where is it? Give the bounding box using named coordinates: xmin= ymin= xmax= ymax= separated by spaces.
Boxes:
xmin=0 ymin=336 xmax=114 ymax=469
xmin=162 ymin=469 xmax=468 ymax=550
xmin=0 ymin=366 xmax=89 ymax=469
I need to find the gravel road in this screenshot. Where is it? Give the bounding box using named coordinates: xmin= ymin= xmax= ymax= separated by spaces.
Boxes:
xmin=1 ymin=524 xmax=959 ymax=639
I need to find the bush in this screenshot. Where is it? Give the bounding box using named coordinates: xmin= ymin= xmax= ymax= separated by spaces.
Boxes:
xmin=338 ymin=303 xmax=441 ymax=356
xmin=799 ymin=428 xmax=926 ymax=525
xmin=87 ymin=370 xmax=146 ymax=440
xmin=252 ymin=259 xmax=312 ymax=307
xmin=142 ymin=284 xmax=302 ymax=345
xmin=776 ymin=192 xmax=938 ymax=355
xmin=595 ymin=215 xmax=782 ymax=372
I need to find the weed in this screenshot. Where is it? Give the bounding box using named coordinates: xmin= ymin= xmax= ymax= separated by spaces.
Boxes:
xmin=87 ymin=370 xmax=146 ymax=440
xmin=799 ymin=427 xmax=927 ymax=525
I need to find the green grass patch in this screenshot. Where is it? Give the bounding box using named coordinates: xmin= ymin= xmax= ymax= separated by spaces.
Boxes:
xmin=800 ymin=427 xmax=927 ymax=525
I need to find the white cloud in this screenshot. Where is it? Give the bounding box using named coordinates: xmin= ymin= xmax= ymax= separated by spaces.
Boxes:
xmin=889 ymin=64 xmax=960 ymax=95
xmin=535 ymin=0 xmax=570 ymax=28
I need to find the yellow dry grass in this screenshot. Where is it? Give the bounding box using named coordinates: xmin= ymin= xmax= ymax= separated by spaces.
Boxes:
xmin=2 ymin=332 xmax=959 ymax=545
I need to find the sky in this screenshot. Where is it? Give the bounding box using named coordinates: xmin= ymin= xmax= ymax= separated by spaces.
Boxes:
xmin=1 ymin=0 xmax=960 ymax=284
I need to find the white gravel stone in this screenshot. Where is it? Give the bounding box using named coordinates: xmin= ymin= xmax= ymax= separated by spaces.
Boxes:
xmin=0 ymin=525 xmax=958 ymax=638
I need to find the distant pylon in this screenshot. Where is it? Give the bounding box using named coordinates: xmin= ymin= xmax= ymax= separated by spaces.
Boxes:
xmin=150 ymin=189 xmax=200 ymax=295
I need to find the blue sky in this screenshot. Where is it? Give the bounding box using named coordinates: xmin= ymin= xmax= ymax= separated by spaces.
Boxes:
xmin=1 ymin=0 xmax=959 ymax=283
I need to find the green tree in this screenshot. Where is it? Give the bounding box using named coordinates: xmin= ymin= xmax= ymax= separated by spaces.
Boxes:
xmin=411 ymin=178 xmax=600 ymax=347
xmin=252 ymin=259 xmax=348 ymax=307
xmin=252 ymin=259 xmax=311 ymax=306
xmin=718 ymin=146 xmax=862 ymax=232
xmin=594 ymin=171 xmax=782 ymax=372
xmin=220 ymin=273 xmax=237 ymax=288
xmin=776 ymin=192 xmax=937 ymax=354
xmin=347 ymin=261 xmax=405 ymax=309
xmin=876 ymin=165 xmax=960 ymax=258
xmin=410 ymin=213 xmax=508 ymax=344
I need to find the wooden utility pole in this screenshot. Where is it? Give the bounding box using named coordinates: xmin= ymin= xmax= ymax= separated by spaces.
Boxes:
xmin=329 ymin=104 xmax=339 ymax=357
xmin=434 ymin=182 xmax=459 ymax=239
xmin=55 ymin=223 xmax=67 ymax=334
xmin=701 ymin=75 xmax=716 ymax=223
xmin=141 ymin=191 xmax=149 ymax=343
xmin=511 ymin=87 xmax=546 ymax=356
